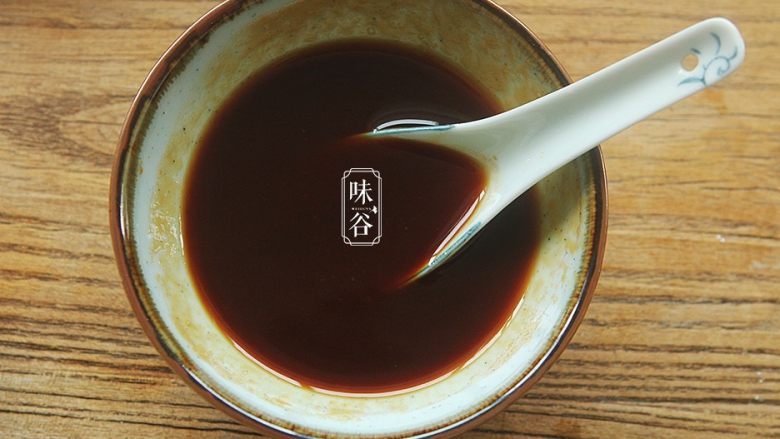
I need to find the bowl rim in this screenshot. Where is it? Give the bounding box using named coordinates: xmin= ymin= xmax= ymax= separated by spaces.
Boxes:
xmin=109 ymin=0 xmax=608 ymax=437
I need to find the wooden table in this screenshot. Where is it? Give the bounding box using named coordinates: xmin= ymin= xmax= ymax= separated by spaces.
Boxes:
xmin=1 ymin=1 xmax=777 ymax=437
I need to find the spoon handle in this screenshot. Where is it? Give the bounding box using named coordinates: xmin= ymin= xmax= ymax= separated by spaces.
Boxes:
xmin=460 ymin=17 xmax=745 ymax=197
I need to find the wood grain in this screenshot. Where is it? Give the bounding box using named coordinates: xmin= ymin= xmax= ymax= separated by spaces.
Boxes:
xmin=1 ymin=1 xmax=778 ymax=437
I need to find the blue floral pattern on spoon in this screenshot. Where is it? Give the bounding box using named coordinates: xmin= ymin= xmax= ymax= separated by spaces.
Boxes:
xmin=680 ymin=32 xmax=739 ymax=86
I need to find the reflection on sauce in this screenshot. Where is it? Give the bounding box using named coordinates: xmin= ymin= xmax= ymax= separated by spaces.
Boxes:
xmin=183 ymin=41 xmax=540 ymax=393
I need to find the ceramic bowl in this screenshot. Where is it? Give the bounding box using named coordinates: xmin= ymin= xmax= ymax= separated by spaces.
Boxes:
xmin=110 ymin=0 xmax=607 ymax=437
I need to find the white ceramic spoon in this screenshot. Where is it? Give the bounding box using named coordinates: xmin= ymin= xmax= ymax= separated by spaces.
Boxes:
xmin=370 ymin=17 xmax=745 ymax=282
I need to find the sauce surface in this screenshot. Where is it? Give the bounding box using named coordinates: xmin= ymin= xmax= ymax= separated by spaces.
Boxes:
xmin=183 ymin=41 xmax=540 ymax=393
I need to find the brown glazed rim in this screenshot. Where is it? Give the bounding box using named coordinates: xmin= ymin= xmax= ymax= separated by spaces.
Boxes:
xmin=109 ymin=0 xmax=609 ymax=437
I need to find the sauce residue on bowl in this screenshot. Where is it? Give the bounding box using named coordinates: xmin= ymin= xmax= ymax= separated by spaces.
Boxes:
xmin=183 ymin=41 xmax=540 ymax=393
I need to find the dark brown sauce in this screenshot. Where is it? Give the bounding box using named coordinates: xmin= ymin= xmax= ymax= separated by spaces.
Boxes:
xmin=183 ymin=41 xmax=540 ymax=393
